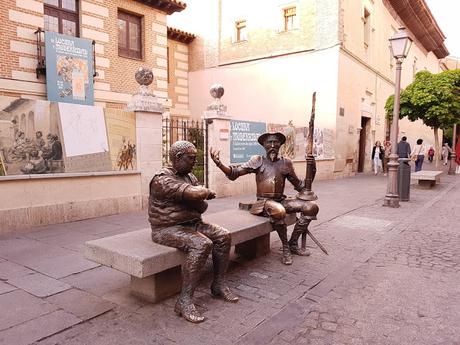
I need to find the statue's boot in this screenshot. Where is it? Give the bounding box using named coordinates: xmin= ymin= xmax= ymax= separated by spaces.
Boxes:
xmin=210 ymin=231 xmax=239 ymax=302
xmin=288 ymin=222 xmax=311 ymax=256
xmin=174 ymin=290 xmax=204 ymax=323
xmin=274 ymin=224 xmax=293 ymax=265
xmin=174 ymin=242 xmax=211 ymax=323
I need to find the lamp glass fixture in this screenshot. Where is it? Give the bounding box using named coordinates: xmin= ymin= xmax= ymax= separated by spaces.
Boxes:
xmin=389 ymin=27 xmax=413 ymax=59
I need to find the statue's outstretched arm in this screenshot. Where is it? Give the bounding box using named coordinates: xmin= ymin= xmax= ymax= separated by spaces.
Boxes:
xmin=210 ymin=147 xmax=231 ymax=175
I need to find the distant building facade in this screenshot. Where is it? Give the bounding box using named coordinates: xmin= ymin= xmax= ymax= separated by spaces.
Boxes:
xmin=171 ymin=0 xmax=449 ymax=177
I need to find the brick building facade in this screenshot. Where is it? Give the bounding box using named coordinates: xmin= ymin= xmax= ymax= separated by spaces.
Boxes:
xmin=0 ymin=0 xmax=191 ymax=110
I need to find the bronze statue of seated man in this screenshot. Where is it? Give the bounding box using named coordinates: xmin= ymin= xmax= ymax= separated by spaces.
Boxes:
xmin=149 ymin=140 xmax=238 ymax=323
xmin=211 ymin=132 xmax=319 ymax=265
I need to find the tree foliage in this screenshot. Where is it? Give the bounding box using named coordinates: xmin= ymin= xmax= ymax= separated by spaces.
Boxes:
xmin=385 ymin=69 xmax=460 ymax=129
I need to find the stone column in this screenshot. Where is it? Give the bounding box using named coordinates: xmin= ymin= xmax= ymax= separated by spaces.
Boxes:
xmin=204 ymin=84 xmax=232 ymax=196
xmin=127 ymin=67 xmax=164 ymax=208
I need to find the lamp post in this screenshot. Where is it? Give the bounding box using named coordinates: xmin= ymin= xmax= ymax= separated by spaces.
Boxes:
xmin=384 ymin=27 xmax=412 ymax=208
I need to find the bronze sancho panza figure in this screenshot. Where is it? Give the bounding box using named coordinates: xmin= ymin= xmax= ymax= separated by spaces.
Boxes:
xmin=149 ymin=141 xmax=238 ymax=323
xmin=211 ymin=132 xmax=319 ymax=265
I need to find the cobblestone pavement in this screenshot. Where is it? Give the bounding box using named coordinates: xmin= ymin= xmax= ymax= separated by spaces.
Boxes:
xmin=1 ymin=169 xmax=459 ymax=345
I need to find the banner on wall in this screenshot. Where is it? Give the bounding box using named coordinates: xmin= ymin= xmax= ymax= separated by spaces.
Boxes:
xmin=45 ymin=32 xmax=94 ymax=105
xmin=230 ymin=120 xmax=266 ymax=163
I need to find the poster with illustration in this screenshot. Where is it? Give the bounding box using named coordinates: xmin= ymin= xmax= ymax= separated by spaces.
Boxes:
xmin=105 ymin=108 xmax=137 ymax=171
xmin=45 ymin=32 xmax=94 ymax=105
xmin=0 ymin=152 xmax=6 ymax=176
xmin=0 ymin=97 xmax=64 ymax=175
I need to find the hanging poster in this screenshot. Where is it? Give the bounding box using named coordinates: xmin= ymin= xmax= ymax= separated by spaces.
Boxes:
xmin=230 ymin=120 xmax=266 ymax=163
xmin=45 ymin=32 xmax=94 ymax=105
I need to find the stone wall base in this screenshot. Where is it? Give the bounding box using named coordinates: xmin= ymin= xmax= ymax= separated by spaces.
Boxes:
xmin=0 ymin=195 xmax=142 ymax=234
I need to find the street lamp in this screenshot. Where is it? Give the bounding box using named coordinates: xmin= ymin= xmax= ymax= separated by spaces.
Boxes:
xmin=384 ymin=27 xmax=412 ymax=208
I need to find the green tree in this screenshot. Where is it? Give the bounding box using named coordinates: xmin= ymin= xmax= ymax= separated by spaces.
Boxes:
xmin=385 ymin=69 xmax=460 ymax=166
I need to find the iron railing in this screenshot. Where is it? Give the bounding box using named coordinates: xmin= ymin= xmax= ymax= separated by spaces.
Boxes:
xmin=162 ymin=118 xmax=208 ymax=186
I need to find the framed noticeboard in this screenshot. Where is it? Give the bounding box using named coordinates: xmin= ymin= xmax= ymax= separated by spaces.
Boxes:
xmin=230 ymin=120 xmax=266 ymax=163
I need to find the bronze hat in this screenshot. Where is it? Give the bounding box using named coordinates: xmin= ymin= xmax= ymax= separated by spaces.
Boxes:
xmin=257 ymin=132 xmax=286 ymax=146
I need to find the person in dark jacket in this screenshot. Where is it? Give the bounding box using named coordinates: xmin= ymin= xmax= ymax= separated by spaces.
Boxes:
xmin=371 ymin=141 xmax=385 ymax=175
xmin=397 ymin=136 xmax=411 ymax=159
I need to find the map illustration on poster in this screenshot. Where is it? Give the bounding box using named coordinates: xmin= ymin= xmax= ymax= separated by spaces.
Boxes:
xmin=230 ymin=120 xmax=266 ymax=163
xmin=45 ymin=32 xmax=94 ymax=105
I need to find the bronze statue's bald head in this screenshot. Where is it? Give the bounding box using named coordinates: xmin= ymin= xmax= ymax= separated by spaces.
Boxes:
xmin=170 ymin=141 xmax=197 ymax=175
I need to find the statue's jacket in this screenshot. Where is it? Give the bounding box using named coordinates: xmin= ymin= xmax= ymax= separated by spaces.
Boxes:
xmin=228 ymin=155 xmax=304 ymax=214
xmin=148 ymin=167 xmax=207 ymax=230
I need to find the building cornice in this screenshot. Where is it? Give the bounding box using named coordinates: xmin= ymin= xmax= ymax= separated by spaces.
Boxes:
xmin=133 ymin=0 xmax=186 ymax=15
xmin=386 ymin=0 xmax=448 ymax=58
xmin=167 ymin=27 xmax=195 ymax=44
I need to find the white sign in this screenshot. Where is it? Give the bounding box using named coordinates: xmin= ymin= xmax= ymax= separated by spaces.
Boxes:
xmin=58 ymin=103 xmax=108 ymax=157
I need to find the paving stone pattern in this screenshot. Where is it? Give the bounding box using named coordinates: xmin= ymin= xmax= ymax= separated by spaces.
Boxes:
xmin=0 ymin=171 xmax=458 ymax=345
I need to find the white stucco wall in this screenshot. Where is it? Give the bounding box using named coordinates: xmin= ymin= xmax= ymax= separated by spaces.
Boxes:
xmin=189 ymin=46 xmax=340 ymax=130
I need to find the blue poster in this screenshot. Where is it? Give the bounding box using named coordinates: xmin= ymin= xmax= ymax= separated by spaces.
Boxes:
xmin=230 ymin=120 xmax=266 ymax=163
xmin=45 ymin=32 xmax=94 ymax=105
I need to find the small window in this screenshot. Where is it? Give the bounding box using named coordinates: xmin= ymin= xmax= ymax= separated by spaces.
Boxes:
xmin=118 ymin=11 xmax=142 ymax=59
xmin=284 ymin=7 xmax=296 ymax=31
xmin=412 ymin=57 xmax=417 ymax=80
xmin=235 ymin=20 xmax=247 ymax=42
xmin=44 ymin=0 xmax=79 ymax=37
xmin=363 ymin=8 xmax=370 ymax=47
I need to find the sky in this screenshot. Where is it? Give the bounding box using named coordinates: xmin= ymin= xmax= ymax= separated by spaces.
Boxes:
xmin=425 ymin=0 xmax=460 ymax=57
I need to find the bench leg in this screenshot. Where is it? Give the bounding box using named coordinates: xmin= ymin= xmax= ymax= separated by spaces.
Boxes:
xmin=130 ymin=266 xmax=182 ymax=303
xmin=418 ymin=180 xmax=435 ymax=189
xmin=235 ymin=233 xmax=271 ymax=259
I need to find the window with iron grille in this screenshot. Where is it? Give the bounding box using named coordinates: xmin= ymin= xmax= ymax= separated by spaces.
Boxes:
xmin=284 ymin=7 xmax=296 ymax=31
xmin=44 ymin=0 xmax=79 ymax=37
xmin=118 ymin=11 xmax=143 ymax=60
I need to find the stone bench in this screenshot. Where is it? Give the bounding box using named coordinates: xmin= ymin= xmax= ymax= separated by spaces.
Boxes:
xmin=85 ymin=209 xmax=296 ymax=303
xmin=411 ymin=170 xmax=443 ymax=188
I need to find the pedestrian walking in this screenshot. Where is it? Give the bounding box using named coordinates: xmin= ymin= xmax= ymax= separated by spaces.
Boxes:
xmin=383 ymin=140 xmax=391 ymax=175
xmin=411 ymin=138 xmax=426 ymax=172
xmin=397 ymin=136 xmax=411 ymax=159
xmin=455 ymin=137 xmax=460 ymax=174
xmin=371 ymin=141 xmax=384 ymax=175
xmin=427 ymin=146 xmax=435 ymax=163
xmin=441 ymin=142 xmax=452 ymax=166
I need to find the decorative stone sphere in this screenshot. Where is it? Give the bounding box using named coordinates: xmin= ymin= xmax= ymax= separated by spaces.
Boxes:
xmin=210 ymin=84 xmax=224 ymax=99
xmin=135 ymin=67 xmax=154 ymax=86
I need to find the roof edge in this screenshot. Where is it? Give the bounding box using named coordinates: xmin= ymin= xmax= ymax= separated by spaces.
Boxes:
xmin=133 ymin=0 xmax=186 ymax=15
xmin=167 ymin=26 xmax=196 ymax=44
xmin=386 ymin=0 xmax=449 ymax=58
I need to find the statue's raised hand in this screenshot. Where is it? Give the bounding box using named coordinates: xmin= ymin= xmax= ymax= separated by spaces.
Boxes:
xmin=210 ymin=148 xmax=221 ymax=166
